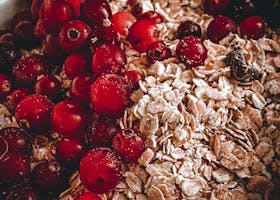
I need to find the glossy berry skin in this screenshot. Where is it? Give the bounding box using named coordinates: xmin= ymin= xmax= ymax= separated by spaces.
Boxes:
xmin=96 ymin=25 xmax=119 ymax=45
xmin=92 ymin=44 xmax=127 ymax=76
xmin=79 ymin=147 xmax=122 ymax=194
xmin=176 ymin=36 xmax=207 ymax=68
xmin=51 ymin=100 xmax=84 ymax=137
xmin=146 ymin=41 xmax=172 ymax=64
xmin=6 ymin=184 xmax=39 ymax=200
xmin=31 ymin=0 xmax=43 ymax=20
xmin=44 ymin=33 xmax=65 ymax=63
xmin=56 ymin=138 xmax=85 ymax=168
xmin=6 ymin=88 xmax=30 ymax=110
xmin=0 ymin=42 xmax=20 ymax=73
xmin=31 ymin=162 xmax=65 ymax=195
xmin=12 ymin=9 xmax=32 ymax=28
xmin=66 ymin=0 xmax=83 ymax=16
xmin=15 ymin=94 xmax=53 ymax=132
xmin=203 ymin=0 xmax=231 ymax=15
xmin=90 ymin=74 xmax=131 ymax=117
xmin=80 ymin=0 xmax=112 ymax=28
xmin=123 ymin=70 xmax=143 ymax=89
xmin=70 ymin=74 xmax=95 ymax=105
xmin=59 ymin=20 xmax=92 ymax=53
xmin=0 ymin=152 xmax=30 ymax=185
xmin=0 ymin=33 xmax=16 ymax=44
xmin=0 ymin=74 xmax=12 ymax=101
xmin=239 ymin=16 xmax=265 ymax=40
xmin=177 ymin=20 xmax=202 ymax=39
xmin=12 ymin=54 xmax=48 ymax=87
xmin=34 ymin=19 xmax=48 ymax=41
xmin=112 ymin=11 xmax=136 ymax=36
xmin=112 ymin=128 xmax=145 ymax=161
xmin=127 ymin=19 xmax=160 ymax=52
xmin=64 ymin=54 xmax=89 ymax=79
xmin=0 ymin=127 xmax=31 ymax=155
xmin=75 ymin=192 xmax=101 ymax=200
xmin=138 ymin=11 xmax=164 ymax=24
xmin=35 ymin=75 xmax=61 ymax=101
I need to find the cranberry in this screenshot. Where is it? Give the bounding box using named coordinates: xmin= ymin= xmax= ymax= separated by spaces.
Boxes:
xmin=128 ymin=1 xmax=143 ymax=18
xmin=31 ymin=162 xmax=65 ymax=195
xmin=6 ymin=88 xmax=30 ymax=110
xmin=15 ymin=94 xmax=53 ymax=132
xmin=206 ymin=15 xmax=237 ymax=44
xmin=56 ymin=138 xmax=85 ymax=168
xmin=70 ymin=74 xmax=95 ymax=105
xmin=176 ymin=36 xmax=207 ymax=68
xmin=39 ymin=0 xmax=74 ymax=33
xmin=12 ymin=54 xmax=48 ymax=87
xmin=92 ymin=44 xmax=127 ymax=76
xmin=12 ymin=9 xmax=33 ymax=28
xmin=123 ymin=70 xmax=143 ymax=89
xmin=227 ymin=0 xmax=256 ymax=23
xmin=90 ymin=74 xmax=131 ymax=117
xmin=58 ymin=20 xmax=92 ymax=53
xmin=35 ymin=75 xmax=61 ymax=101
xmin=75 ymin=192 xmax=101 ymax=200
xmin=112 ymin=11 xmax=136 ymax=36
xmin=34 ymin=19 xmax=48 ymax=41
xmin=31 ymin=0 xmax=43 ymax=20
xmin=177 ymin=20 xmax=202 ymax=39
xmin=239 ymin=16 xmax=265 ymax=40
xmin=0 ymin=33 xmax=16 ymax=44
xmin=51 ymin=100 xmax=84 ymax=137
xmin=96 ymin=25 xmax=119 ymax=45
xmin=64 ymin=54 xmax=89 ymax=79
xmin=112 ymin=128 xmax=145 ymax=160
xmin=138 ymin=11 xmax=163 ymax=24
xmin=88 ymin=31 xmax=101 ymax=54
xmin=66 ymin=0 xmax=83 ymax=16
xmin=0 ymin=74 xmax=12 ymax=101
xmin=0 ymin=127 xmax=31 ymax=155
xmin=80 ymin=0 xmax=112 ymax=28
xmin=79 ymin=147 xmax=122 ymax=194
xmin=44 ymin=33 xmax=65 ymax=63
xmin=146 ymin=41 xmax=172 ymax=64
xmin=6 ymin=184 xmax=39 ymax=200
xmin=127 ymin=19 xmax=160 ymax=52
xmin=203 ymin=0 xmax=232 ymax=15
xmin=0 ymin=152 xmax=30 ymax=185
xmin=0 ymin=42 xmax=20 ymax=73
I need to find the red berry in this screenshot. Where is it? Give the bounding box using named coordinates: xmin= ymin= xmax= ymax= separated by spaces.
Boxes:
xmin=92 ymin=44 xmax=127 ymax=76
xmin=88 ymin=31 xmax=101 ymax=54
xmin=44 ymin=33 xmax=65 ymax=63
xmin=138 ymin=11 xmax=163 ymax=24
xmin=75 ymin=192 xmax=101 ymax=200
xmin=12 ymin=54 xmax=48 ymax=87
xmin=112 ymin=128 xmax=145 ymax=160
xmin=66 ymin=0 xmax=83 ymax=16
xmin=31 ymin=0 xmax=43 ymax=20
xmin=90 ymin=74 xmax=131 ymax=117
xmin=70 ymin=74 xmax=95 ymax=105
xmin=34 ymin=75 xmax=61 ymax=101
xmin=203 ymin=0 xmax=232 ymax=15
xmin=80 ymin=0 xmax=112 ymax=28
xmin=0 ymin=33 xmax=16 ymax=44
xmin=123 ymin=70 xmax=143 ymax=89
xmin=64 ymin=54 xmax=89 ymax=79
xmin=0 ymin=152 xmax=30 ymax=185
xmin=58 ymin=20 xmax=92 ymax=53
xmin=127 ymin=19 xmax=160 ymax=52
xmin=6 ymin=184 xmax=39 ymax=200
xmin=176 ymin=36 xmax=207 ymax=68
xmin=0 ymin=74 xmax=12 ymax=101
xmin=34 ymin=19 xmax=48 ymax=41
xmin=177 ymin=20 xmax=202 ymax=39
xmin=79 ymin=147 xmax=122 ymax=194
xmin=12 ymin=9 xmax=32 ymax=28
xmin=6 ymin=88 xmax=30 ymax=109
xmin=146 ymin=41 xmax=172 ymax=64
xmin=15 ymin=94 xmax=53 ymax=132
xmin=96 ymin=25 xmax=119 ymax=45
xmin=51 ymin=100 xmax=84 ymax=137
xmin=0 ymin=42 xmax=20 ymax=73
xmin=206 ymin=15 xmax=237 ymax=43
xmin=56 ymin=138 xmax=85 ymax=168
xmin=112 ymin=11 xmax=136 ymax=36
xmin=239 ymin=16 xmax=265 ymax=40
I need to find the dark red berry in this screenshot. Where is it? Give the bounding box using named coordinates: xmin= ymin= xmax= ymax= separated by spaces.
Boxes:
xmin=138 ymin=11 xmax=163 ymax=24
xmin=12 ymin=54 xmax=48 ymax=86
xmin=75 ymin=192 xmax=101 ymax=200
xmin=123 ymin=70 xmax=143 ymax=88
xmin=58 ymin=20 xmax=92 ymax=53
xmin=88 ymin=31 xmax=101 ymax=54
xmin=206 ymin=15 xmax=237 ymax=43
xmin=112 ymin=128 xmax=145 ymax=160
xmin=56 ymin=138 xmax=84 ymax=168
xmin=70 ymin=74 xmax=95 ymax=105
xmin=227 ymin=0 xmax=256 ymax=23
xmin=112 ymin=11 xmax=136 ymax=36
xmin=0 ymin=74 xmax=12 ymax=101
xmin=44 ymin=33 xmax=65 ymax=63
xmin=15 ymin=94 xmax=53 ymax=132
xmin=35 ymin=75 xmax=61 ymax=101
xmin=6 ymin=88 xmax=30 ymax=110
xmin=0 ymin=33 xmax=16 ymax=44
xmin=239 ymin=16 xmax=265 ymax=40
xmin=128 ymin=1 xmax=143 ymax=18
xmin=0 ymin=152 xmax=30 ymax=185
xmin=127 ymin=19 xmax=160 ymax=52
xmin=79 ymin=147 xmax=122 ymax=194
xmin=90 ymin=74 xmax=131 ymax=117
xmin=66 ymin=0 xmax=83 ymax=16
xmin=64 ymin=54 xmax=89 ymax=79
xmin=34 ymin=19 xmax=48 ymax=41
xmin=0 ymin=127 xmax=31 ymax=155
xmin=0 ymin=42 xmax=20 ymax=73
xmin=12 ymin=9 xmax=33 ymax=28
xmin=80 ymin=0 xmax=112 ymax=28
xmin=92 ymin=44 xmax=127 ymax=76
xmin=96 ymin=25 xmax=119 ymax=45
xmin=176 ymin=36 xmax=207 ymax=68
xmin=203 ymin=0 xmax=232 ymax=15
xmin=31 ymin=0 xmax=43 ymax=20
xmin=51 ymin=100 xmax=84 ymax=137
xmin=177 ymin=20 xmax=202 ymax=39
xmin=6 ymin=184 xmax=39 ymax=200
xmin=146 ymin=41 xmax=171 ymax=64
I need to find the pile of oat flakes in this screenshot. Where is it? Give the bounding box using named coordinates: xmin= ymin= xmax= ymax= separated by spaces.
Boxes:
xmin=0 ymin=0 xmax=280 ymax=199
